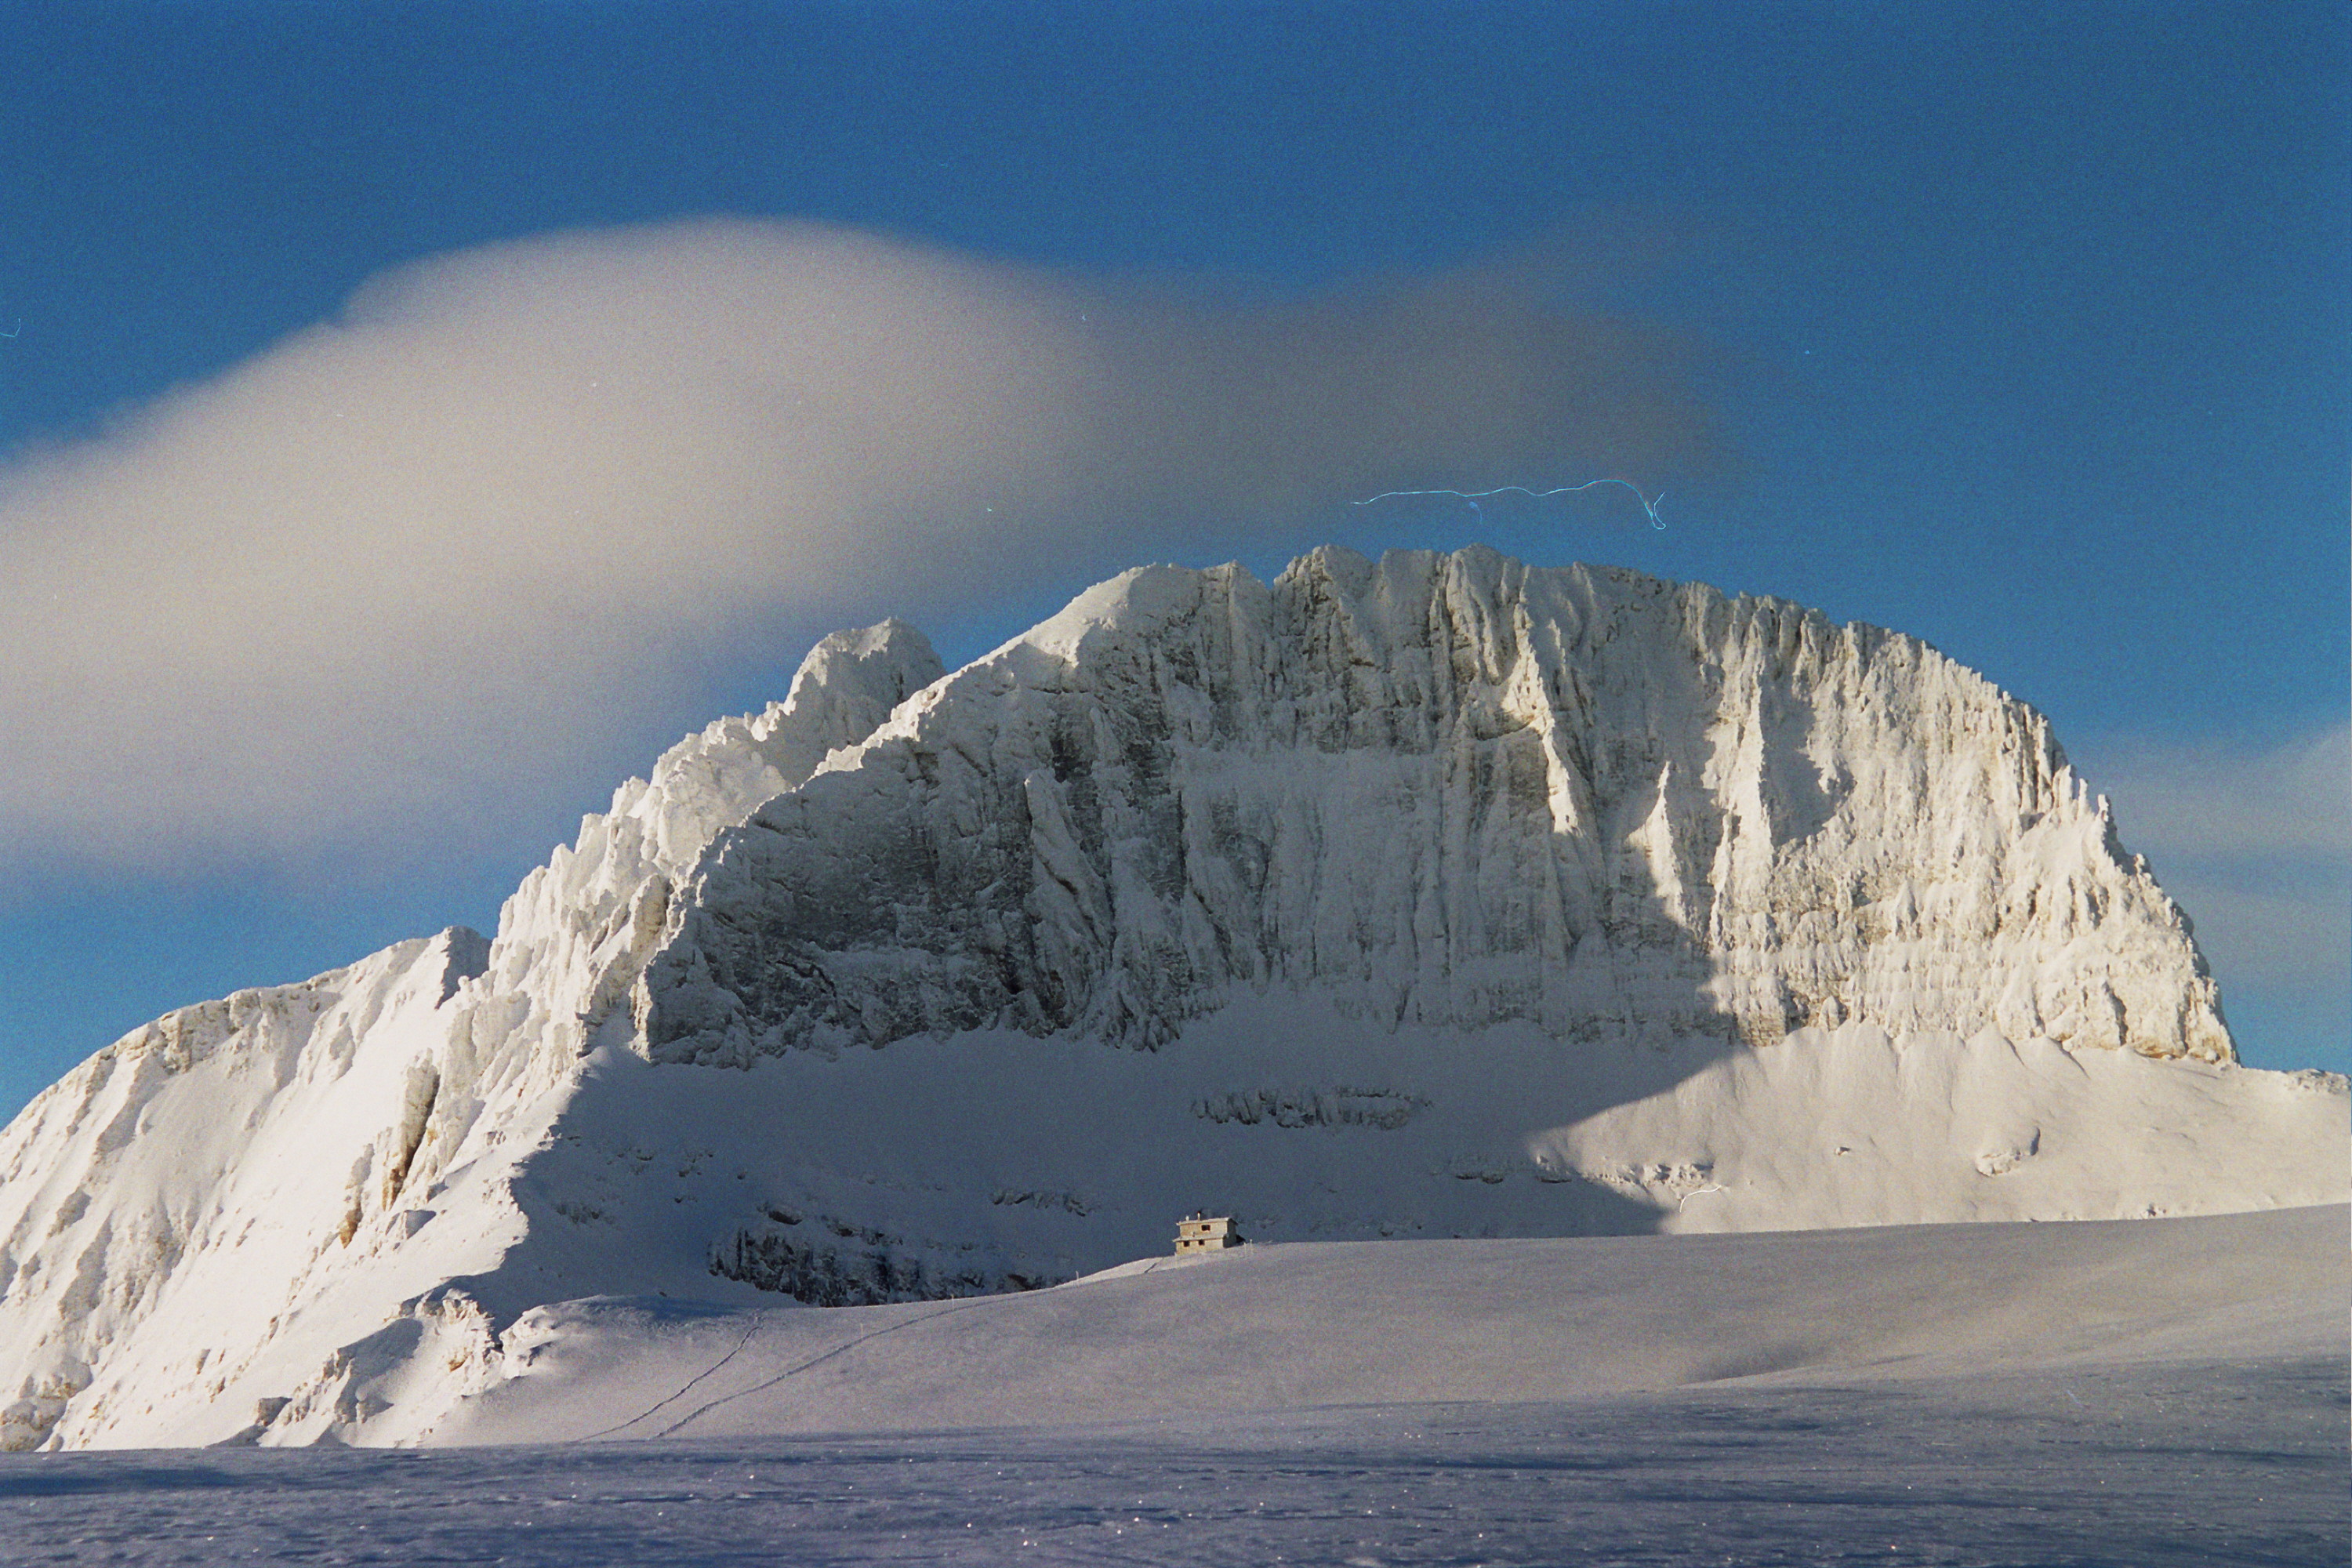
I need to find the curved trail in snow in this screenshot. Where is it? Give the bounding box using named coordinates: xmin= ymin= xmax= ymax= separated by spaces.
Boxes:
xmin=648 ymin=1296 xmax=1010 ymax=1440
xmin=582 ymin=1318 xmax=764 ymax=1442
xmin=584 ymin=1294 xmax=1017 ymax=1442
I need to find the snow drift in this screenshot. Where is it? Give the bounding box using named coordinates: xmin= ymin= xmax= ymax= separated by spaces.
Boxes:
xmin=1 ymin=546 xmax=2341 ymax=1450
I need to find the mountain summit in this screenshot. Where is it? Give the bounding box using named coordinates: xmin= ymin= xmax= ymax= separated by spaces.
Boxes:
xmin=2 ymin=547 xmax=2340 ymax=1450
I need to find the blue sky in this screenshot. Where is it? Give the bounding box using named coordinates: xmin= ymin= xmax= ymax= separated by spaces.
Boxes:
xmin=1 ymin=0 xmax=2345 ymax=1113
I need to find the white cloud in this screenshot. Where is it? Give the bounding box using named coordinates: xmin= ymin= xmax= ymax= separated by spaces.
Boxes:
xmin=2082 ymin=721 xmax=2350 ymax=1007
xmin=2092 ymin=723 xmax=2351 ymax=864
xmin=0 ymin=220 xmax=1706 ymax=876
xmin=2143 ymin=876 xmax=2350 ymax=991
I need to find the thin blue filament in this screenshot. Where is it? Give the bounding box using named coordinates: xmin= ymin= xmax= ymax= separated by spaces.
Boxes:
xmin=1352 ymin=477 xmax=1666 ymax=529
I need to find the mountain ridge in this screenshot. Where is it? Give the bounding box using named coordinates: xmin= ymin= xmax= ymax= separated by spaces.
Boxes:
xmin=645 ymin=546 xmax=2227 ymax=1063
xmin=2 ymin=546 xmax=2339 ymax=1452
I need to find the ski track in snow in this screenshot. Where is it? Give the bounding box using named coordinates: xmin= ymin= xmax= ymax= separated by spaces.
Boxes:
xmin=3 ymin=1359 xmax=2343 ymax=1566
xmin=582 ymin=1318 xmax=763 ymax=1443
xmin=602 ymin=1295 xmax=1011 ymax=1443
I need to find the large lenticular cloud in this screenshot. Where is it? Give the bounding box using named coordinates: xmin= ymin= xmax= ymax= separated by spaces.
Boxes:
xmin=0 ymin=219 xmax=1708 ymax=873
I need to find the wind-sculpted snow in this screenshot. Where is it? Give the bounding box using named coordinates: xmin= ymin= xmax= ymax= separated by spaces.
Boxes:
xmin=643 ymin=547 xmax=2228 ymax=1064
xmin=0 ymin=547 xmax=2339 ymax=1454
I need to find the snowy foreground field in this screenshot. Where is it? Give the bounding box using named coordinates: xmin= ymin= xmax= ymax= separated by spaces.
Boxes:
xmin=9 ymin=1205 xmax=2346 ymax=1566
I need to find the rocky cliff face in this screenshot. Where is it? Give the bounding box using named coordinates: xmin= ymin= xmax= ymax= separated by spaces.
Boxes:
xmin=644 ymin=546 xmax=2228 ymax=1065
xmin=0 ymin=548 xmax=2332 ymax=1452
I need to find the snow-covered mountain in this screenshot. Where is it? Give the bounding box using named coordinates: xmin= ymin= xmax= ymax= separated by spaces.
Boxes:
xmin=2 ymin=546 xmax=2342 ymax=1450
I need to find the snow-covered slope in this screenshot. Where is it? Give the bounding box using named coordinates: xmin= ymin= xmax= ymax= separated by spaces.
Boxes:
xmin=0 ymin=621 xmax=942 ymax=1450
xmin=15 ymin=1212 xmax=2347 ymax=1566
xmin=447 ymin=1202 xmax=2349 ymax=1446
xmin=2 ymin=547 xmax=2342 ymax=1451
xmin=0 ymin=929 xmax=513 ymax=1452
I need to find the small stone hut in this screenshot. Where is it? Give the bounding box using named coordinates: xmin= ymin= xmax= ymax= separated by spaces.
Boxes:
xmin=1174 ymin=1212 xmax=1242 ymax=1254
